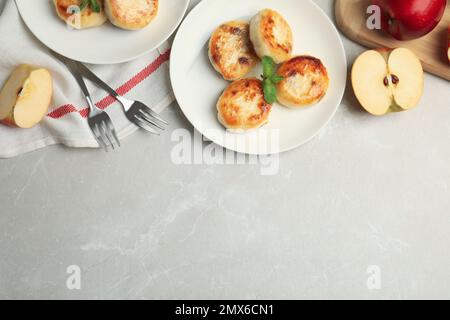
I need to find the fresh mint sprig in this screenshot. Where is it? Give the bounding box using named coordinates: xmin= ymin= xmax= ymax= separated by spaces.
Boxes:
xmin=261 ymin=56 xmax=283 ymax=104
xmin=79 ymin=0 xmax=101 ymax=13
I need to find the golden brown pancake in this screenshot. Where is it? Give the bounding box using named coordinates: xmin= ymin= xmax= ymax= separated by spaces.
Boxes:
xmin=276 ymin=56 xmax=329 ymax=108
xmin=250 ymin=9 xmax=293 ymax=64
xmin=217 ymin=78 xmax=272 ymax=131
xmin=209 ymin=21 xmax=259 ymax=81
xmin=104 ymin=0 xmax=159 ymax=30
xmin=53 ymin=0 xmax=107 ymax=29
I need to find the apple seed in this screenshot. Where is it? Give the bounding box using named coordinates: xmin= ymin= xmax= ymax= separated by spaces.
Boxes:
xmin=391 ymin=74 xmax=399 ymax=85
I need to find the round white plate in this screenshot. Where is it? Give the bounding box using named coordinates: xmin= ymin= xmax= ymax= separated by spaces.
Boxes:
xmin=15 ymin=0 xmax=190 ymax=64
xmin=171 ymin=0 xmax=347 ymax=155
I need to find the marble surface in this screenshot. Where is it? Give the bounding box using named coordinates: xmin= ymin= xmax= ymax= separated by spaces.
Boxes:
xmin=1 ymin=0 xmax=450 ymax=299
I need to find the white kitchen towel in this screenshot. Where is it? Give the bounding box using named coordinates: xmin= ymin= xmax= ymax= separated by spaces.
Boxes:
xmin=0 ymin=0 xmax=174 ymax=158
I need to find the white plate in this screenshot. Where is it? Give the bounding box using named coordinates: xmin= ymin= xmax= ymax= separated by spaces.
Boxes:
xmin=170 ymin=0 xmax=347 ymax=155
xmin=15 ymin=0 xmax=190 ymax=64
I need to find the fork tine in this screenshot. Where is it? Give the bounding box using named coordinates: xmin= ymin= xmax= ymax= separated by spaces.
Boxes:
xmin=140 ymin=106 xmax=168 ymax=125
xmin=91 ymin=124 xmax=105 ymax=150
xmin=101 ymin=121 xmax=116 ymax=150
xmin=134 ymin=115 xmax=160 ymax=135
xmin=92 ymin=123 xmax=109 ymax=152
xmin=138 ymin=110 xmax=166 ymax=130
xmin=106 ymin=120 xmax=121 ymax=147
xmin=99 ymin=123 xmax=112 ymax=152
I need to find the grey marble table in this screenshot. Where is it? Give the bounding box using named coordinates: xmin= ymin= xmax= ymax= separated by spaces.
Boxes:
xmin=1 ymin=0 xmax=450 ymax=299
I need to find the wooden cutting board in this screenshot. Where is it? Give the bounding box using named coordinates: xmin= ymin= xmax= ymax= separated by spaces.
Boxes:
xmin=335 ymin=0 xmax=450 ymax=81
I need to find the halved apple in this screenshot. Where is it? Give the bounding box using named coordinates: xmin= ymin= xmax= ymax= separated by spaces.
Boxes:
xmin=351 ymin=48 xmax=424 ymax=116
xmin=447 ymin=25 xmax=450 ymax=62
xmin=0 ymin=64 xmax=53 ymax=128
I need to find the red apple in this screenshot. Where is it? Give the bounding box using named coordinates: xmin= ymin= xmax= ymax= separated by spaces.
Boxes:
xmin=372 ymin=0 xmax=447 ymax=41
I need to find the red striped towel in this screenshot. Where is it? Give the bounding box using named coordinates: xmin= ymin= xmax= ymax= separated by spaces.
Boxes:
xmin=0 ymin=1 xmax=174 ymax=158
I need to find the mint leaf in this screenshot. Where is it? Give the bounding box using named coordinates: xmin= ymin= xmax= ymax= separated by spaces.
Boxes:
xmin=262 ymin=56 xmax=276 ymax=79
xmin=270 ymin=75 xmax=284 ymax=84
xmin=79 ymin=0 xmax=89 ymax=11
xmin=261 ymin=56 xmax=283 ymax=104
xmin=89 ymin=0 xmax=101 ymax=13
xmin=79 ymin=0 xmax=100 ymax=12
xmin=263 ymin=79 xmax=277 ymax=104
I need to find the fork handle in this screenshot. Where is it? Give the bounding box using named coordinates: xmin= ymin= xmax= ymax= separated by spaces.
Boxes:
xmin=66 ymin=61 xmax=97 ymax=112
xmin=50 ymin=50 xmax=98 ymax=113
xmin=75 ymin=62 xmax=120 ymax=99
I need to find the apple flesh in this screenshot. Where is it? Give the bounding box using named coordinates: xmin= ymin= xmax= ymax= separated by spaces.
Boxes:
xmin=447 ymin=25 xmax=450 ymax=62
xmin=351 ymin=48 xmax=424 ymax=116
xmin=0 ymin=65 xmax=53 ymax=128
xmin=372 ymin=0 xmax=447 ymax=41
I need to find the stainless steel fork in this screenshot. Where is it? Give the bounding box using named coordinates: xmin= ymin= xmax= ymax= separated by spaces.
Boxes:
xmin=51 ymin=51 xmax=120 ymax=151
xmin=75 ymin=62 xmax=168 ymax=135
